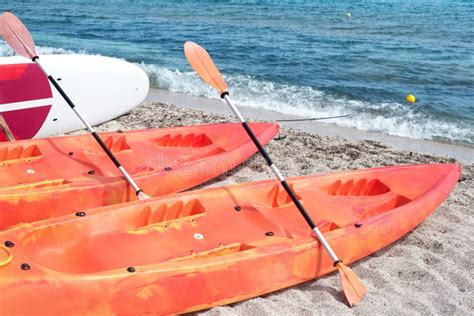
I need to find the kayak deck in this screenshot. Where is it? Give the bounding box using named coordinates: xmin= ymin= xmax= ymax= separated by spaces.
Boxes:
xmin=0 ymin=163 xmax=460 ymax=314
xmin=0 ymin=122 xmax=279 ymax=228
xmin=0 ymin=123 xmax=275 ymax=186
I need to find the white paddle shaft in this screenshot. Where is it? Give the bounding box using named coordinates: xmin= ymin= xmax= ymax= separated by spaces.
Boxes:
xmin=222 ymin=93 xmax=340 ymax=263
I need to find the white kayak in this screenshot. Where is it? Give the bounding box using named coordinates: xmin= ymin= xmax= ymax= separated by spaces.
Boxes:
xmin=0 ymin=54 xmax=149 ymax=141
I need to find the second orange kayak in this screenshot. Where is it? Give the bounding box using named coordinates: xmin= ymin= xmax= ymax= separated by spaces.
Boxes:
xmin=0 ymin=123 xmax=279 ymax=229
xmin=0 ymin=163 xmax=460 ymax=314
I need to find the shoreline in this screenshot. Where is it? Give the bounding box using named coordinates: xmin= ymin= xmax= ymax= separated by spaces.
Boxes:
xmin=146 ymin=88 xmax=474 ymax=163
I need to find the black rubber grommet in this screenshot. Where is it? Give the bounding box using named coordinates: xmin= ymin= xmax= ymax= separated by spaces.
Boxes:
xmin=234 ymin=206 xmax=241 ymax=211
xmin=75 ymin=211 xmax=86 ymax=217
xmin=127 ymin=267 xmax=136 ymax=273
xmin=32 ymin=56 xmax=39 ymax=62
xmin=354 ymin=223 xmax=363 ymax=228
xmin=333 ymin=260 xmax=343 ymax=267
xmin=265 ymin=231 xmax=274 ymax=236
xmin=21 ymin=263 xmax=31 ymax=270
xmin=220 ymin=91 xmax=229 ymax=99
xmin=68 ymin=152 xmax=74 ymax=156
xmin=88 ymin=170 xmax=95 ymax=175
xmin=4 ymin=240 xmax=14 ymax=248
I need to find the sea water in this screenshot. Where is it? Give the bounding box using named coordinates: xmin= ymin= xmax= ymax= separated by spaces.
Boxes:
xmin=1 ymin=0 xmax=472 ymax=145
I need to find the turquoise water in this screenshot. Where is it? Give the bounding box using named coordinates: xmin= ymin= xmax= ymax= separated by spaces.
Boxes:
xmin=1 ymin=0 xmax=473 ymax=145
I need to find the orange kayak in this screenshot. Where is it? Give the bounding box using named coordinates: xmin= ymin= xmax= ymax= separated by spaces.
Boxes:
xmin=0 ymin=123 xmax=279 ymax=229
xmin=0 ymin=163 xmax=460 ymax=315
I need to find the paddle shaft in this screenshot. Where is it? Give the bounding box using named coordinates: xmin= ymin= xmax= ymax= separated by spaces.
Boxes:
xmin=222 ymin=93 xmax=340 ymax=263
xmin=32 ymin=56 xmax=147 ymax=198
xmin=0 ymin=114 xmax=15 ymax=141
xmin=277 ymin=114 xmax=349 ymax=122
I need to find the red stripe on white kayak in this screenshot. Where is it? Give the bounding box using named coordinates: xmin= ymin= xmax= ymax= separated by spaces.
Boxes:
xmin=0 ymin=63 xmax=52 ymax=104
xmin=0 ymin=105 xmax=52 ymax=142
xmin=0 ymin=62 xmax=53 ymax=141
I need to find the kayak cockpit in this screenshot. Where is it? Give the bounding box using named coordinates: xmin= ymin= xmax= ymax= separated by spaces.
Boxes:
xmin=0 ymin=123 xmax=275 ymax=189
xmin=15 ymin=164 xmax=457 ymax=275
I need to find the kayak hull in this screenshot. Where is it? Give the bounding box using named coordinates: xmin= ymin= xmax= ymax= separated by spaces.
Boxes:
xmin=0 ymin=164 xmax=460 ymax=314
xmin=0 ymin=123 xmax=279 ymax=229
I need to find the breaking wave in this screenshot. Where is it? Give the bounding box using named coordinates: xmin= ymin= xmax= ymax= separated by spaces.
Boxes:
xmin=139 ymin=63 xmax=473 ymax=145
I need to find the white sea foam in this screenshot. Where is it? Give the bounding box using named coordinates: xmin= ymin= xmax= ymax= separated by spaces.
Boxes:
xmin=138 ymin=63 xmax=473 ymax=145
xmin=0 ymin=43 xmax=84 ymax=57
xmin=0 ymin=43 xmax=14 ymax=57
xmin=0 ymin=44 xmax=470 ymax=144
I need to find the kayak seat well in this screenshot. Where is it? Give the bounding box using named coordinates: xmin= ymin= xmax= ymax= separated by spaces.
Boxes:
xmin=20 ymin=195 xmax=299 ymax=274
xmin=318 ymin=177 xmax=414 ymax=218
xmin=83 ymin=133 xmax=222 ymax=176
xmin=356 ymin=194 xmax=412 ymax=218
xmin=235 ymin=182 xmax=343 ymax=237
xmin=253 ymin=177 xmax=414 ymax=235
xmin=0 ymin=144 xmax=42 ymax=166
xmin=166 ymin=236 xmax=298 ymax=265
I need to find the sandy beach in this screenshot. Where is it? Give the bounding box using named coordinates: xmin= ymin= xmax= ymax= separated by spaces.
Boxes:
xmin=88 ymin=91 xmax=473 ymax=315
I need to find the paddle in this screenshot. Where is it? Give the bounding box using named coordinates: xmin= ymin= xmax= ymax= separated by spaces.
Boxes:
xmin=0 ymin=12 xmax=149 ymax=199
xmin=0 ymin=115 xmax=15 ymax=141
xmin=184 ymin=41 xmax=367 ymax=307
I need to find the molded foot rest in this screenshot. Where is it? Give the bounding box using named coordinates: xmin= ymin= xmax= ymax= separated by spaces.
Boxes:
xmin=130 ymin=199 xmax=207 ymax=232
xmin=103 ymin=136 xmax=131 ymax=153
xmin=317 ymin=220 xmax=340 ymax=233
xmin=266 ymin=183 xmax=302 ymax=208
xmin=154 ymin=133 xmax=213 ymax=147
xmin=0 ymin=145 xmax=42 ymax=165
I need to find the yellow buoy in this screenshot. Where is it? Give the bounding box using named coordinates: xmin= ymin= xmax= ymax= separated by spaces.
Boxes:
xmin=406 ymin=94 xmax=416 ymax=104
xmin=347 ymin=12 xmax=352 ymax=17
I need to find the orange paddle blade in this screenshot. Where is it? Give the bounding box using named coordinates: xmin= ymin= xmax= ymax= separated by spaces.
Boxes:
xmin=0 ymin=12 xmax=37 ymax=59
xmin=184 ymin=41 xmax=228 ymax=94
xmin=336 ymin=262 xmax=367 ymax=307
